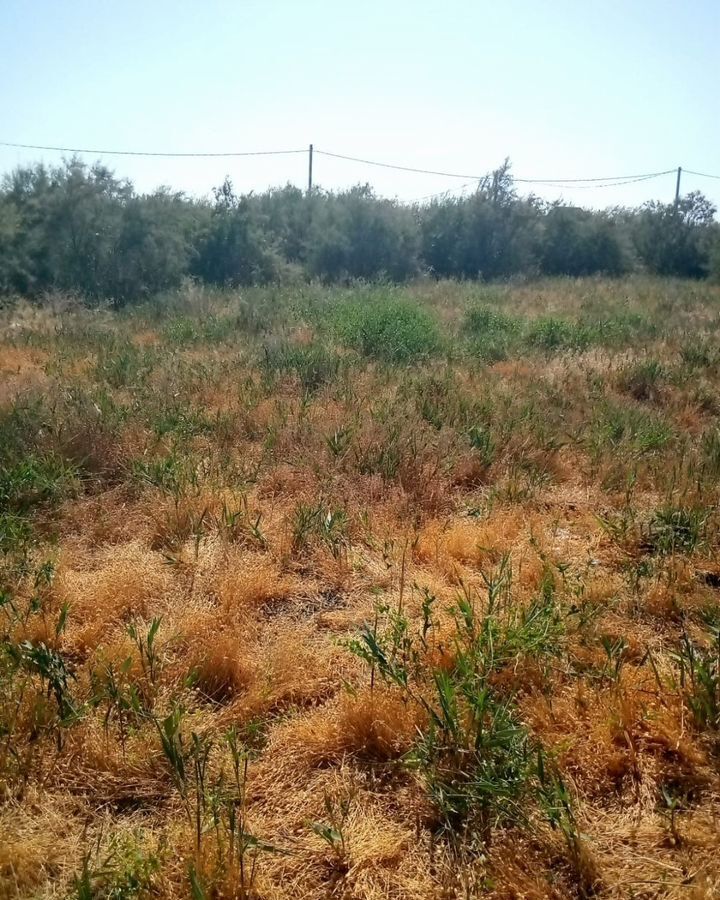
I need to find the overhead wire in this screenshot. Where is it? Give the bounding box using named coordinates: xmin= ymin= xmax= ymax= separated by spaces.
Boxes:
xmin=1 ymin=138 xmax=718 ymax=192
xmin=407 ymin=171 xmax=671 ymax=204
xmin=316 ymin=148 xmax=678 ymax=185
xmin=0 ymin=140 xmax=306 ymax=158
xmin=684 ymin=168 xmax=720 ymax=181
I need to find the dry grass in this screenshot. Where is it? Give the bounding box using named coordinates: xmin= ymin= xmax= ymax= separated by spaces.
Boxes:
xmin=1 ymin=277 xmax=720 ymax=898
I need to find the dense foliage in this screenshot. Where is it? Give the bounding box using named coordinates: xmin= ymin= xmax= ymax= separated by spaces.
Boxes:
xmin=0 ymin=158 xmax=718 ymax=303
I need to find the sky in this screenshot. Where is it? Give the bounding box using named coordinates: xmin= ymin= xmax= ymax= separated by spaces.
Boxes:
xmin=1 ymin=0 xmax=718 ymax=210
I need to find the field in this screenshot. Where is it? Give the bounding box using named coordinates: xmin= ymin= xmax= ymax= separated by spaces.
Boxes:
xmin=1 ymin=276 xmax=720 ymax=899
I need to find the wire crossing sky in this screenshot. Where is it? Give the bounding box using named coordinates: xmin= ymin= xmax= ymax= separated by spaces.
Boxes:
xmin=1 ymin=0 xmax=718 ymax=209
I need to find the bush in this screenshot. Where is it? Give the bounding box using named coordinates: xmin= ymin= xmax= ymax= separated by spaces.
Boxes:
xmin=0 ymin=160 xmax=197 ymax=304
xmin=540 ymin=206 xmax=628 ymax=276
xmin=262 ymin=341 xmax=345 ymax=392
xmin=332 ymin=295 xmax=440 ymax=362
xmin=525 ymin=317 xmax=589 ymax=352
xmin=1 ymin=158 xmax=718 ymax=303
xmin=420 ymin=162 xmax=540 ymax=279
xmin=631 ymin=193 xmax=718 ymax=278
xmin=644 ymin=507 xmax=708 ymax=555
xmin=191 ymin=179 xmax=281 ymax=287
xmin=307 ymin=185 xmax=419 ymax=282
xmin=464 ymin=305 xmax=522 ymax=360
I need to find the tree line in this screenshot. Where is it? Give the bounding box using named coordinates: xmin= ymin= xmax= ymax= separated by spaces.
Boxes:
xmin=0 ymin=158 xmax=718 ymax=304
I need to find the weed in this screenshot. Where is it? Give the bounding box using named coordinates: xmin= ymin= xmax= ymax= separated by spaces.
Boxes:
xmin=579 ymin=311 xmax=656 ymax=347
xmin=592 ymin=403 xmax=673 ymax=456
xmin=333 ymin=296 xmax=440 ymax=362
xmin=163 ymin=315 xmax=238 ymax=346
xmin=599 ymin=634 xmax=628 ymax=684
xmin=673 ymin=629 xmax=720 ymax=730
xmin=644 ymin=506 xmax=708 ymax=555
xmin=95 ymin=339 xmax=154 ymax=388
xmin=346 ymin=559 xmax=564 ymax=840
xmin=127 ymin=617 xmax=162 ymax=692
xmin=680 ymin=339 xmax=718 ymax=370
xmin=464 ymin=306 xmax=521 ymax=360
xmin=537 ymin=749 xmax=598 ymax=895
xmin=72 ymin=831 xmax=161 ymax=900
xmin=701 ymin=427 xmax=720 ymax=480
xmin=525 ymin=317 xmax=589 ymax=352
xmin=353 ymin=426 xmax=405 ymax=480
xmin=467 ymin=425 xmax=495 ymax=465
xmin=0 ymin=512 xmax=33 ymax=555
xmin=325 ymin=425 xmax=354 ymax=459
xmin=291 ymin=502 xmax=349 ymax=557
xmin=617 ymin=359 xmax=665 ymax=402
xmin=659 ymin=785 xmax=683 ymax=846
xmin=151 ymin=406 xmax=214 ymax=440
xmin=214 ymin=497 xmax=268 ymax=549
xmin=92 ymin=654 xmax=143 ymax=752
xmin=262 ymin=341 xmax=344 ymax=393
xmin=310 ymin=791 xmax=353 ymax=870
xmin=132 ymin=453 xmax=196 ymax=495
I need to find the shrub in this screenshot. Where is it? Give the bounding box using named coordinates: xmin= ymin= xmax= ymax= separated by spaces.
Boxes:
xmin=261 ymin=341 xmax=345 ymax=392
xmin=464 ymin=305 xmax=521 ymax=360
xmin=644 ymin=506 xmax=708 ymax=555
xmin=525 ymin=316 xmax=589 ymax=352
xmin=540 ymin=206 xmax=628 ymax=276
xmin=419 ymin=162 xmax=540 ymax=279
xmin=333 ymin=296 xmax=440 ymax=362
xmin=191 ymin=179 xmax=281 ymax=287
xmin=631 ymin=192 xmax=718 ymax=278
xmin=617 ymin=359 xmax=666 ymax=402
xmin=307 ymin=185 xmax=419 ymax=281
xmin=345 ymin=560 xmax=565 ymax=838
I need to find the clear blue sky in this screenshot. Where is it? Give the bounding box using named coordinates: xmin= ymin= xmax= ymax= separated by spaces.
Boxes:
xmin=1 ymin=0 xmax=718 ymax=209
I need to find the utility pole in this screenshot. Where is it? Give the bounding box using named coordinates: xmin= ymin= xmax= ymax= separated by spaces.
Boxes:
xmin=675 ymin=166 xmax=682 ymax=204
xmin=308 ymin=144 xmax=314 ymax=195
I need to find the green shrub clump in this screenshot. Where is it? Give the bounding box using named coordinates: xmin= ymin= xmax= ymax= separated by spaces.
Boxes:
xmin=333 ymin=297 xmax=440 ymax=362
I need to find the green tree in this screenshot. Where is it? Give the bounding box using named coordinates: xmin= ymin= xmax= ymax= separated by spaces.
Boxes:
xmin=539 ymin=205 xmax=628 ymax=276
xmin=192 ymin=178 xmax=280 ymax=286
xmin=632 ymin=192 xmax=717 ymax=278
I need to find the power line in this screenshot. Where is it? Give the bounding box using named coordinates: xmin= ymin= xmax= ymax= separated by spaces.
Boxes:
xmin=0 ymin=140 xmax=306 ymax=158
xmin=314 ymin=149 xmax=486 ymax=181
xmin=410 ymin=181 xmax=480 ymax=204
xmin=516 ymin=169 xmax=676 ymax=185
xmin=409 ymin=171 xmax=670 ymax=205
xmin=1 ymin=137 xmax=718 ymax=188
xmin=685 ymin=168 xmax=720 ymax=181
xmin=316 ymin=148 xmax=677 ymax=185
xmin=524 ymin=172 xmax=672 ymax=191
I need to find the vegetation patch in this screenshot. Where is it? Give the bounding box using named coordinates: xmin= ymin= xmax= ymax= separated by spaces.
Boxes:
xmin=1 ymin=277 xmax=720 ymax=899
xmin=332 ymin=295 xmax=441 ymax=362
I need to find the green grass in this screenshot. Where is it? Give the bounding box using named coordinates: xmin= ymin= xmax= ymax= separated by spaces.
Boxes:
xmin=346 ymin=560 xmax=565 ymax=840
xmin=617 ymin=359 xmax=666 ymax=402
xmin=464 ymin=305 xmax=522 ymax=361
xmin=261 ymin=341 xmax=345 ymax=393
xmin=331 ymin=295 xmax=441 ymax=362
xmin=524 ymin=316 xmax=591 ymax=352
xmin=644 ymin=506 xmax=709 ymax=555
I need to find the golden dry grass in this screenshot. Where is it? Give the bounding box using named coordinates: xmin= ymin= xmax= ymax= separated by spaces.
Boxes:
xmin=1 ymin=277 xmax=720 ymax=898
